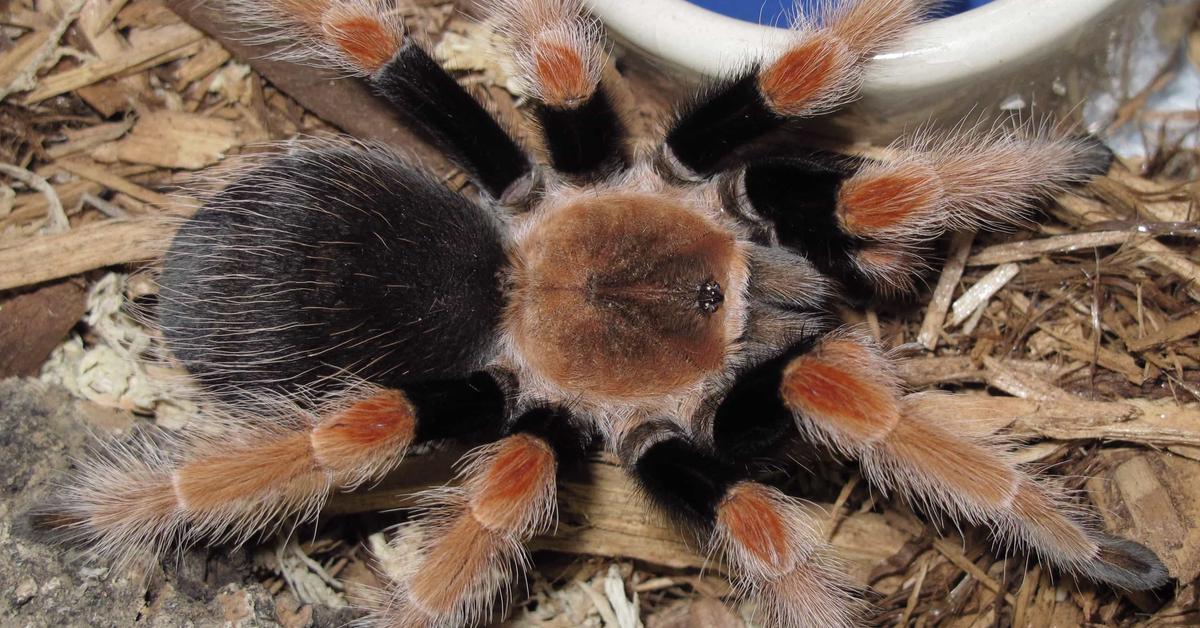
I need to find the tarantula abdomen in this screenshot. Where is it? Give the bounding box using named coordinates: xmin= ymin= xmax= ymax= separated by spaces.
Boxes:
xmin=159 ymin=146 xmax=508 ymax=400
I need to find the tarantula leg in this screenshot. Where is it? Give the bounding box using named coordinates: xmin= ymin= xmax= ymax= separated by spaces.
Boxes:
xmin=662 ymin=0 xmax=932 ymax=177
xmin=493 ymin=0 xmax=628 ymax=178
xmin=370 ymin=406 xmax=585 ymax=627
xmin=622 ymin=422 xmax=857 ymax=628
xmin=767 ymin=330 xmax=1169 ymax=590
xmin=228 ymin=0 xmax=532 ymax=199
xmin=373 ymin=42 xmax=533 ymax=200
xmin=735 ymin=131 xmax=1113 ymax=298
xmin=40 ymin=373 xmax=511 ymax=562
xmin=835 ymin=131 xmax=1113 ymax=241
xmin=734 ymin=152 xmax=882 ymax=298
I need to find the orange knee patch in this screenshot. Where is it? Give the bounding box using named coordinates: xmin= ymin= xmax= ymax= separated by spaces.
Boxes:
xmin=175 ymin=433 xmax=325 ymax=512
xmin=758 ymin=33 xmax=852 ymax=116
xmin=837 ymin=165 xmax=941 ymax=236
xmin=401 ymin=434 xmax=557 ymax=623
xmin=533 ymin=37 xmax=593 ymax=107
xmin=468 ymin=435 xmax=556 ymax=533
xmin=327 ymin=15 xmax=401 ymax=72
xmin=717 ymin=482 xmax=796 ymax=576
xmin=781 ymin=339 xmax=900 ymax=443
xmin=311 ymin=389 xmax=415 ymax=476
xmin=854 ymin=245 xmax=920 ymax=295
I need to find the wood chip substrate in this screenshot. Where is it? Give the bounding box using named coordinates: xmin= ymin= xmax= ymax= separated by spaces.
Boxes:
xmin=2 ymin=1 xmax=1198 ymax=626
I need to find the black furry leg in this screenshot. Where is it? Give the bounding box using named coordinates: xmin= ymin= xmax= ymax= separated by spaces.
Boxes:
xmin=736 ymin=153 xmax=878 ymax=302
xmin=621 ymin=420 xmax=858 ymax=628
xmin=405 ymin=371 xmax=515 ymax=444
xmin=536 ymin=87 xmax=627 ymax=180
xmin=373 ymin=40 xmax=533 ymax=200
xmin=623 ymin=422 xmax=742 ymax=529
xmin=724 ymin=332 xmax=1171 ymax=594
xmin=710 ymin=342 xmax=814 ymax=462
xmin=505 ymin=404 xmax=592 ymax=459
xmin=663 ymin=71 xmax=783 ymax=179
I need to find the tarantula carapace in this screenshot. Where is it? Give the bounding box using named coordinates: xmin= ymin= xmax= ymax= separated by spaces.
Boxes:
xmin=43 ymin=0 xmax=1169 ymax=626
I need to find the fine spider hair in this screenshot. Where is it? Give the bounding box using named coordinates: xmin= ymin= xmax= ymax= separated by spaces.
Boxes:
xmin=39 ymin=0 xmax=1169 ymax=626
xmin=492 ymin=0 xmax=606 ymax=108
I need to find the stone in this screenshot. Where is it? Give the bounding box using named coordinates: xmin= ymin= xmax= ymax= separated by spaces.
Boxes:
xmin=0 ymin=378 xmax=282 ymax=626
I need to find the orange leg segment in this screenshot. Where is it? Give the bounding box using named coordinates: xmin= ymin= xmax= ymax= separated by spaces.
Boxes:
xmin=780 ymin=330 xmax=1168 ymax=590
xmin=758 ymin=0 xmax=932 ymax=117
xmin=623 ymin=425 xmax=858 ymax=628
xmin=835 ymin=130 xmax=1112 ymax=245
xmin=369 ymin=407 xmax=581 ymax=627
xmin=45 ymin=374 xmax=510 ymax=565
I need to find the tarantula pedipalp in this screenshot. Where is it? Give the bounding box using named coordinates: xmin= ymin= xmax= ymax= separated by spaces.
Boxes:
xmin=42 ymin=0 xmax=1169 ymax=626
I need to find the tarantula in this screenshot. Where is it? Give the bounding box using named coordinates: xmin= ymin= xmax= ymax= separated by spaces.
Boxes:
xmin=42 ymin=0 xmax=1168 ymax=625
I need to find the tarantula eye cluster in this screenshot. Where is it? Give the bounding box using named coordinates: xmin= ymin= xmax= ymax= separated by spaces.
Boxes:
xmin=39 ymin=0 xmax=1167 ymax=626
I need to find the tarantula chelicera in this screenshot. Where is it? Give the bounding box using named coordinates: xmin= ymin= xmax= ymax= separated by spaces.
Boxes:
xmin=43 ymin=0 xmax=1169 ymax=625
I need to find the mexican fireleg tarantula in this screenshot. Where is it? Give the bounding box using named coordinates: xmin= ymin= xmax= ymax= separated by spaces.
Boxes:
xmin=42 ymin=0 xmax=1169 ymax=625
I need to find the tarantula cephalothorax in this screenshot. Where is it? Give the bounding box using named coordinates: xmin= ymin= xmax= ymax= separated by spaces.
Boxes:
xmin=43 ymin=0 xmax=1169 ymax=626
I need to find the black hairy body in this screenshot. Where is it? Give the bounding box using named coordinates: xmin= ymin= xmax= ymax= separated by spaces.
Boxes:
xmin=160 ymin=147 xmax=508 ymax=398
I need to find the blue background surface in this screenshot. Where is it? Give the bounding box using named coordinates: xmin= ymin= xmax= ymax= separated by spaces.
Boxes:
xmin=687 ymin=0 xmax=991 ymax=25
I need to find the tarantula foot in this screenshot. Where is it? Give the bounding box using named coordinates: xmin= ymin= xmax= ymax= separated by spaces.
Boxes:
xmin=1083 ymin=533 xmax=1170 ymax=591
xmin=1075 ymin=134 xmax=1116 ymax=177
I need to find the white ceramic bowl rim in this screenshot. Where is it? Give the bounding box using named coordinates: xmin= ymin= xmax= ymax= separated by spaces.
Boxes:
xmin=583 ymin=0 xmax=1124 ymax=93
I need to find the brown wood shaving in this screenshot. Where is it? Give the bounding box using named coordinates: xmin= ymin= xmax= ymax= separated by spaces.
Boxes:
xmin=1 ymin=0 xmax=1197 ymax=624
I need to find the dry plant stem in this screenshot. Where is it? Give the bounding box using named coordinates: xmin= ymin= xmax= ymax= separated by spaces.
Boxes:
xmin=926 ymin=394 xmax=1200 ymax=448
xmin=0 ymin=214 xmax=174 ymax=291
xmin=0 ymin=163 xmax=68 ymax=233
xmin=56 ymin=160 xmax=176 ymax=209
xmin=1125 ymin=312 xmax=1200 ymax=352
xmin=948 ymin=262 xmax=1019 ymax=327
xmin=1058 ymin=195 xmax=1200 ymax=303
xmin=981 ymin=356 xmax=1073 ymax=401
xmin=917 ymin=231 xmax=974 ymax=349
xmin=45 ymin=120 xmax=135 ymax=160
xmin=21 ymin=26 xmax=206 ymax=103
xmin=932 ymin=538 xmax=1016 ymax=605
xmin=1 ymin=164 xmax=156 ymax=229
xmin=0 ymin=0 xmax=86 ymax=102
xmin=898 ymin=356 xmax=1061 ymax=387
xmin=898 ymin=556 xmax=929 ymax=626
xmin=967 ymin=231 xmax=1144 ymax=266
xmin=88 ymin=0 xmax=133 ymax=38
xmin=1011 ymin=564 xmax=1040 ymax=627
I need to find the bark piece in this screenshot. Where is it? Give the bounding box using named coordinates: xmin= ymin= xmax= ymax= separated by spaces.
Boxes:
xmin=164 ymin=0 xmax=449 ymax=169
xmin=1087 ymin=450 xmax=1200 ymax=582
xmin=0 ymin=280 xmax=86 ymax=377
xmin=0 ymin=214 xmax=175 ymax=292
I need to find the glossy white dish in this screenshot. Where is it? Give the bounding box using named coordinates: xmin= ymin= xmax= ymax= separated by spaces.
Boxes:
xmin=585 ymin=0 xmax=1179 ymax=140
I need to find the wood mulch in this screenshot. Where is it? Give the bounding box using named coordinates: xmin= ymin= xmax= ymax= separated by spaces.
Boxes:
xmin=2 ymin=0 xmax=1198 ymax=626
